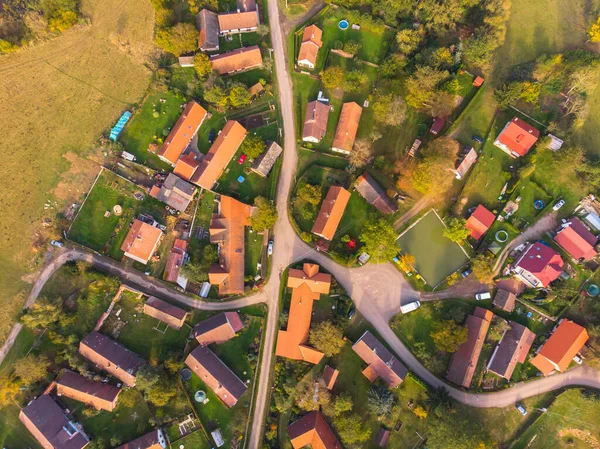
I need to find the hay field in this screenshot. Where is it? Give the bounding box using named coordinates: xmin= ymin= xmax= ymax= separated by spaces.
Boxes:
xmin=0 ymin=0 xmax=155 ymax=342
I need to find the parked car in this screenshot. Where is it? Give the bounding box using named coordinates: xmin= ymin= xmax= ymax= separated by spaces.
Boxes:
xmin=516 ymin=404 xmax=527 ymax=416
xmin=400 ymin=301 xmax=421 ymax=314
xmin=267 ymin=240 xmax=274 ymax=256
xmin=347 ymin=308 xmax=356 ymax=319
xmin=553 ymin=199 xmax=565 ymax=211
xmin=208 ymin=130 xmax=216 ymax=143
xmin=472 ymin=135 xmax=484 ymax=144
xmin=461 ymin=268 xmax=473 ymax=278
xmin=238 ymin=154 xmax=247 ymax=164
xmin=573 ymin=355 xmax=583 ymax=364
xmin=475 ymin=292 xmax=491 ymax=300
xmin=50 ymin=240 xmax=64 ymax=248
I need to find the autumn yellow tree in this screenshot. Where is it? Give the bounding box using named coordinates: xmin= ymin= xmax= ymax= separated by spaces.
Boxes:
xmin=589 ymin=17 xmax=600 ymax=42
xmin=397 ymin=254 xmax=416 ymax=272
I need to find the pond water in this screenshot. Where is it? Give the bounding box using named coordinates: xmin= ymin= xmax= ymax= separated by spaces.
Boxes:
xmin=397 ymin=210 xmax=470 ymax=286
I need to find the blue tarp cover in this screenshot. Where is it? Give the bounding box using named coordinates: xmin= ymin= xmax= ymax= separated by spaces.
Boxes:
xmin=109 ymin=111 xmax=132 ymax=141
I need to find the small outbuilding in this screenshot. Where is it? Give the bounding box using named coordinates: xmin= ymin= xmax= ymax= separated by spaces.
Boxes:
xmin=375 ymin=427 xmax=391 ymax=447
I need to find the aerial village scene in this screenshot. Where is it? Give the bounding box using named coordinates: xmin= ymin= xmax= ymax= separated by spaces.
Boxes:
xmin=3 ymin=0 xmax=600 ymax=448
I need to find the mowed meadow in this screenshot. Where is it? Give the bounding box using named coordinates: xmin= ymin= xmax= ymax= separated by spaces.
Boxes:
xmin=0 ymin=0 xmax=155 ymax=341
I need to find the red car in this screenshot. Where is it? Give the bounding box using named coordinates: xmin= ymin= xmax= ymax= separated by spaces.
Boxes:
xmin=238 ymin=154 xmax=247 ymax=164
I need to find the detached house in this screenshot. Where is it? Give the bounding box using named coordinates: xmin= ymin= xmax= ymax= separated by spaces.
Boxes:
xmin=553 ymin=217 xmax=598 ymax=261
xmin=157 ymin=101 xmax=207 ymax=165
xmin=332 ymin=102 xmax=362 ymax=154
xmin=251 ymin=141 xmax=283 ymax=177
xmin=121 ymin=219 xmax=163 ymax=265
xmin=302 ymin=100 xmax=330 ymax=143
xmin=143 ymin=296 xmax=188 ymax=330
xmin=79 ymin=331 xmax=145 ymax=387
xmin=210 ymin=46 xmax=263 ymax=75
xmin=353 ymin=330 xmax=407 ymax=388
xmin=297 ymin=25 xmax=323 ymax=69
xmin=531 ymin=319 xmax=589 ymax=376
xmin=196 ymin=9 xmax=219 ymax=51
xmin=57 ymin=370 xmax=121 ymax=412
xmin=487 ymin=321 xmax=535 ymax=380
xmin=512 ymin=242 xmax=564 ymax=288
xmin=465 ymin=204 xmax=495 ymax=241
xmin=149 ymin=173 xmax=196 ymax=213
xmin=288 ymin=411 xmax=342 ymax=449
xmin=20 ymin=395 xmax=89 ymax=449
xmin=311 ymin=186 xmax=350 ymax=241
xmin=355 ymin=172 xmax=398 ymax=215
xmin=208 ymin=195 xmax=252 ymax=295
xmin=163 ymin=239 xmax=188 ymax=286
xmin=276 ymin=263 xmax=331 ymax=364
xmin=116 ymin=430 xmax=167 ymax=449
xmin=493 ymin=116 xmax=540 ymax=158
xmin=217 ymin=10 xmax=259 ymax=35
xmin=193 ymin=311 xmax=244 ymax=345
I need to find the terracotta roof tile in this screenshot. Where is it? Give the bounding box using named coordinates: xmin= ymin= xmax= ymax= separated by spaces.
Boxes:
xmin=332 ymin=102 xmax=362 ymax=153
xmin=298 ymin=25 xmax=323 ymax=67
xmin=217 ymin=11 xmax=258 ymax=33
xmin=303 ymin=100 xmax=330 ymax=142
xmin=352 ymin=330 xmax=407 ymax=387
xmin=494 ymin=117 xmax=540 ymax=157
xmin=465 ymin=204 xmax=495 ymax=240
xmin=312 ymin=186 xmax=350 ymax=241
xmin=174 ymin=153 xmax=200 ymax=181
xmin=210 ymin=46 xmax=263 ymax=75
xmin=164 ymin=239 xmax=188 ymax=284
xmin=158 ymin=101 xmax=207 ymax=165
xmin=121 ymin=220 xmax=163 ymax=264
xmin=289 ymin=411 xmax=342 ymax=449
xmin=116 ymin=429 xmax=166 ymax=449
xmin=531 ymin=319 xmax=589 ymax=375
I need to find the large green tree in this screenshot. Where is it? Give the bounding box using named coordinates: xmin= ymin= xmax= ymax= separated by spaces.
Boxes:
xmin=21 ymin=298 xmax=61 ymax=329
xmin=367 ymin=385 xmax=395 ymax=415
xmin=321 ymin=66 xmax=344 ymax=89
xmin=359 ymin=219 xmax=398 ymax=263
xmin=333 ymin=414 xmax=372 ymax=445
xmin=405 ymin=66 xmax=449 ymax=109
xmin=250 ymin=197 xmax=277 ymax=231
xmin=443 ymin=218 xmax=470 ymax=243
xmin=412 ymin=137 xmax=459 ymax=196
xmin=430 ymin=320 xmax=468 ymax=353
xmin=297 ymin=184 xmax=322 ymax=206
xmin=14 ymin=355 xmax=51 ymax=385
xmin=194 ymin=53 xmax=212 ymax=78
xmin=471 ymin=253 xmax=495 ymax=283
xmin=240 ymin=135 xmax=266 ymax=159
xmin=229 ymin=83 xmax=252 ymax=108
xmin=181 ymin=244 xmax=218 ymax=283
xmin=308 ymin=321 xmax=345 ymax=357
xmin=155 ymin=23 xmax=197 ymax=56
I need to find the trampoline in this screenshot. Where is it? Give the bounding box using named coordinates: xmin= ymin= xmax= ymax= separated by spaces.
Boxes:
xmin=495 ymin=230 xmax=509 ymax=243
xmin=180 ymin=368 xmax=192 ymax=381
xmin=587 ymin=284 xmax=600 ymax=297
xmin=533 ymin=200 xmax=545 ymax=210
xmin=338 ymin=19 xmax=349 ymax=30
xmin=237 ymin=175 xmax=245 ymax=183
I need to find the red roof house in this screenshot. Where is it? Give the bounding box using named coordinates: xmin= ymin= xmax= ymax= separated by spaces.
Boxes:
xmin=429 ymin=117 xmax=445 ymax=135
xmin=513 ymin=242 xmax=564 ymax=288
xmin=493 ymin=117 xmax=540 ymax=157
xmin=531 ymin=319 xmax=589 ymax=375
xmin=288 ymin=411 xmax=342 ymax=449
xmin=465 ymin=204 xmax=496 ymax=240
xmin=164 ymin=239 xmax=188 ymax=284
xmin=553 ymin=217 xmax=598 ymax=261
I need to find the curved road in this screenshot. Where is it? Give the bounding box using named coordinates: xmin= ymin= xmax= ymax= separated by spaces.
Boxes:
xmin=2 ymin=2 xmax=600 ymax=448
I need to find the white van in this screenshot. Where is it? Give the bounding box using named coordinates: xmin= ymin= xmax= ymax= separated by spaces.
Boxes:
xmin=400 ymin=301 xmax=421 ymax=314
xmin=475 ymin=292 xmax=492 ymax=300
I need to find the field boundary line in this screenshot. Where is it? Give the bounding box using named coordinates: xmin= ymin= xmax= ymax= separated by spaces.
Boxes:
xmin=67 ymin=166 xmax=104 ymax=235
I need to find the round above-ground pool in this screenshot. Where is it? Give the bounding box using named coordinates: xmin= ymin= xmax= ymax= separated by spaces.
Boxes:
xmin=339 ymin=19 xmax=349 ymax=30
xmin=495 ymin=230 xmax=509 ymax=243
xmin=534 ymin=200 xmax=545 ymax=210
xmin=194 ymin=390 xmax=207 ymax=403
xmin=587 ymin=284 xmax=600 ymax=297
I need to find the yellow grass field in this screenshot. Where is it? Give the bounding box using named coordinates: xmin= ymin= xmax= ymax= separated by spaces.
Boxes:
xmin=0 ymin=0 xmax=155 ymax=342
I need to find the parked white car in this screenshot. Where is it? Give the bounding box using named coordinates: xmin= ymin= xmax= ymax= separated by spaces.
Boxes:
xmin=573 ymin=355 xmax=583 ymax=365
xmin=553 ymin=199 xmax=565 ymax=211
xmin=475 ymin=292 xmax=491 ymax=300
xmin=50 ymin=240 xmax=64 ymax=248
xmin=267 ymin=241 xmax=274 ymax=256
xmin=516 ymin=404 xmax=527 ymax=416
xmin=400 ymin=301 xmax=421 ymax=314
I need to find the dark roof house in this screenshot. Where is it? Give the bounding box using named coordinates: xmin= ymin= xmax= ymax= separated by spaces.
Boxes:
xmin=57 ymin=370 xmax=121 ymax=412
xmin=163 ymin=239 xmax=188 ymax=285
xmin=79 ymin=331 xmax=145 ymax=387
xmin=487 ymin=321 xmax=535 ymax=380
xmin=302 ymin=100 xmax=330 ymax=143
xmin=355 ymin=172 xmax=397 ymax=215
xmin=251 ymin=141 xmax=283 ymax=177
xmin=352 ymin=331 xmax=407 ymax=388
xmin=492 ymin=289 xmax=517 ymax=312
xmin=446 ymin=307 xmax=493 ymax=388
xmin=375 ymin=427 xmax=391 ymax=448
xmin=185 ymin=346 xmax=248 ymax=407
xmin=143 ymin=296 xmax=188 ymax=330
xmin=193 ymin=311 xmax=244 ymax=345
xmin=196 ymin=9 xmax=219 ymax=51
xmin=19 ymin=394 xmax=89 ymax=449
xmin=149 ymin=173 xmax=196 ymax=213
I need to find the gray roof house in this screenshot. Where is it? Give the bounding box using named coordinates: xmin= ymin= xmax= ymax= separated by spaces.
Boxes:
xmin=251 ymin=141 xmax=283 ymax=177
xmin=150 ymin=173 xmax=196 ymax=213
xmin=487 ymin=321 xmax=536 ymax=380
xmin=196 ymin=9 xmax=220 ymax=52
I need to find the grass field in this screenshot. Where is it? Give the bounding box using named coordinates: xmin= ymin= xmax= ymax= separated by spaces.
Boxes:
xmin=0 ymin=0 xmax=155 ymax=342
xmin=396 ymin=211 xmax=470 ymax=286
xmin=69 ymin=168 xmax=166 ymax=259
xmin=119 ymin=91 xmax=185 ymax=170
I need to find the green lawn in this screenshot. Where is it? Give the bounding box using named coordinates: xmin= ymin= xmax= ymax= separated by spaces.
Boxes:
xmin=217 ymin=32 xmax=263 ymax=53
xmin=506 ymin=177 xmax=554 ymax=229
xmin=105 ymin=290 xmax=190 ymax=362
xmin=185 ymin=314 xmax=262 ymax=447
xmin=511 ymin=389 xmax=600 ymax=449
xmin=69 ymin=169 xmax=167 ymax=259
xmin=245 ymin=228 xmax=264 ymax=277
xmin=172 ymin=430 xmax=211 ymax=449
xmin=214 ymin=147 xmax=270 ymax=203
xmin=119 ymin=91 xmax=185 ymax=170
xmin=449 ymin=85 xmax=497 ymax=148
xmin=0 ymin=404 xmax=43 ymax=449
xmin=195 ymin=190 xmax=217 ymax=228
xmin=396 ymin=210 xmax=470 ymax=287
xmin=197 ymin=111 xmax=228 ymax=155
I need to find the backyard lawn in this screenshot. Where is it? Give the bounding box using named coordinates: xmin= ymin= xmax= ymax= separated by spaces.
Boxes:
xmin=396 ymin=210 xmax=470 ymax=287
xmin=172 ymin=430 xmax=210 ymax=449
xmin=69 ymin=169 xmax=167 ymax=259
xmin=119 ymin=92 xmax=185 ymax=170
xmin=245 ymin=228 xmax=264 ymax=277
xmin=506 ymin=177 xmax=554 ymax=229
xmin=214 ymin=145 xmax=270 ymax=203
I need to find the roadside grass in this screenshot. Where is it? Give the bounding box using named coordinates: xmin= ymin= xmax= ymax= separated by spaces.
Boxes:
xmin=119 ymin=92 xmax=185 ymax=170
xmin=0 ymin=0 xmax=155 ymax=343
xmin=69 ymin=169 xmax=167 ymax=259
xmin=245 ymin=228 xmax=264 ymax=277
xmin=185 ymin=316 xmax=262 ymax=446
xmin=106 ymin=291 xmax=190 ymax=362
xmin=511 ymin=389 xmax=600 ymax=449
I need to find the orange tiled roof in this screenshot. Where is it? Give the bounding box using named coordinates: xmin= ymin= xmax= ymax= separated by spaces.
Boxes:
xmin=298 ymin=25 xmax=323 ymax=67
xmin=332 ymin=102 xmax=362 ymax=153
xmin=158 ymin=101 xmax=207 ymax=165
xmin=321 ymin=365 xmax=339 ymax=390
xmin=465 ymin=204 xmax=496 ymax=240
xmin=352 ymin=330 xmax=407 ymax=388
xmin=217 ymin=11 xmax=258 ymax=33
xmin=311 ymin=186 xmax=350 ymax=241
xmin=495 ymin=117 xmax=540 ymax=157
xmin=289 ymin=411 xmax=342 ymax=449
xmin=174 ymin=153 xmax=200 ymax=181
xmin=192 ymin=120 xmax=247 ymax=190
xmin=208 ymin=196 xmax=252 ymax=295
xmin=210 ymin=46 xmax=263 ymax=75
xmin=531 ymin=319 xmax=589 ymax=375
xmin=120 ymin=220 xmax=163 ymax=264
xmin=275 ymin=264 xmax=331 ymax=364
